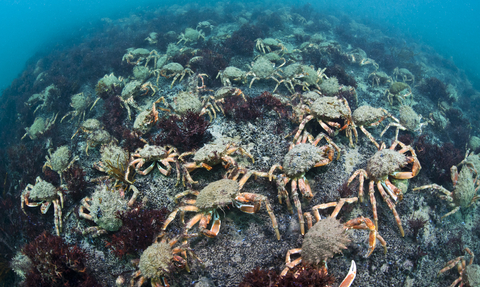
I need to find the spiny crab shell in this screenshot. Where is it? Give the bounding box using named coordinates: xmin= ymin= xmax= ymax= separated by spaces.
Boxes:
xmin=195 ymin=179 xmax=239 ymax=209
xmin=81 ymin=118 xmax=102 ymax=132
xmin=453 ymin=167 xmax=476 ymax=208
xmin=192 ymin=142 xmax=231 ymax=165
xmin=138 ymin=241 xmax=174 ymax=279
xmin=137 ymin=144 xmax=169 ymax=160
xmin=366 ymin=149 xmax=408 ymax=181
xmin=283 ymin=143 xmax=329 ymax=178
xmin=28 ymin=179 xmax=58 ymax=201
xmin=352 ymin=105 xmax=386 ymax=125
xmin=250 ymin=57 xmax=276 ymax=78
xmin=302 ymin=217 xmax=350 ymax=264
xmin=309 ymin=96 xmax=350 ymax=120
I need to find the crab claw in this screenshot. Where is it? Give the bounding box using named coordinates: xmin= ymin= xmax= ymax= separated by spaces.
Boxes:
xmin=339 ymin=260 xmax=356 ymax=287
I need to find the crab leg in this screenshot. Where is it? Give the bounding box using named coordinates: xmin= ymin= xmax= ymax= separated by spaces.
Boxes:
xmin=127 ymin=185 xmax=141 ymax=207
xmin=339 ymin=260 xmax=357 ymax=287
xmin=347 ymin=169 xmax=368 ymax=202
xmin=391 ymin=165 xmax=421 ymax=179
xmin=311 ymin=132 xmax=341 ymax=160
xmin=304 ymin=212 xmax=314 ymax=229
xmin=236 ymin=193 xmax=280 ymax=240
xmin=384 ymin=179 xmax=403 ymax=201
xmin=53 ymin=199 xmax=62 ymax=236
xmin=225 ymin=145 xmax=255 ymax=163
xmin=185 ymin=213 xmax=203 ymax=231
xmin=268 ymin=164 xmax=280 ymax=181
xmin=345 ymin=217 xmax=387 ymax=257
xmin=136 ymin=161 xmax=156 ymax=175
xmin=377 ymin=181 xmax=404 ymax=237
xmin=380 ymin=122 xmax=406 ymax=140
xmin=201 ymin=211 xmax=221 ymax=238
xmin=40 ymin=201 xmax=52 ymax=214
xmin=183 ymin=161 xmax=212 ymax=172
xmin=162 ymin=205 xmax=199 ymax=231
xmin=293 ymin=115 xmax=314 ymax=142
xmin=158 ymin=159 xmax=174 ymax=176
xmin=281 ymin=248 xmax=303 ymax=276
xmin=297 ymin=177 xmax=313 ymax=199
xmin=359 ymin=125 xmax=381 ymax=150
xmin=311 ymin=197 xmax=358 ymax=222
xmin=180 ymin=165 xmax=198 ymax=186
xmin=125 ymin=159 xmax=142 ymax=183
xmin=291 ymin=179 xmax=305 ymax=235
xmin=368 ymin=180 xmax=378 ymax=230
xmin=317 ymin=119 xmax=335 ymax=135
xmin=275 ymin=175 xmax=293 ymax=213
xmin=311 ymin=202 xmax=337 ymax=222
xmin=78 ymin=205 xmax=93 ymax=220
xmin=23 ymin=198 xmax=43 ymax=210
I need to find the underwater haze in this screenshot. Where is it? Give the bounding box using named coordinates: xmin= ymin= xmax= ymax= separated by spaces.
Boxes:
xmin=1 ymin=0 xmax=480 ymax=92
xmin=0 ymin=0 xmax=162 ymax=91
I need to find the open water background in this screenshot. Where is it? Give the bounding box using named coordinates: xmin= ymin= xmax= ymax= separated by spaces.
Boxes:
xmin=1 ymin=0 xmax=479 ymax=92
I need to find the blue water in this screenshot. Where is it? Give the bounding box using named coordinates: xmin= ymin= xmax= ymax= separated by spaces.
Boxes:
xmin=1 ymin=0 xmax=480 ymax=92
xmin=316 ymin=0 xmax=480 ymax=86
xmin=0 ymin=0 xmax=162 ymax=91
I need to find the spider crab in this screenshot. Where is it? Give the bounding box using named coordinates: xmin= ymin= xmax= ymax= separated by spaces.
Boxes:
xmin=119 ymin=80 xmax=158 ymax=120
xmin=368 ymin=71 xmax=392 ymax=87
xmin=268 ymin=131 xmax=338 ymax=235
xmin=162 ymin=169 xmax=280 ymax=240
xmin=122 ymin=48 xmax=160 ymax=68
xmin=255 ymin=38 xmax=287 ymax=54
xmin=132 ymin=98 xmax=168 ymax=135
xmin=414 ymin=151 xmax=479 ymax=220
xmin=302 ymin=197 xmax=387 ymax=258
xmin=202 ymin=86 xmax=246 ymax=116
xmin=384 ymin=82 xmax=412 ymax=105
xmin=125 ymin=144 xmax=181 ymax=184
xmin=275 ymin=63 xmax=320 ymax=94
xmin=155 ymin=62 xmax=194 ymax=88
xmin=216 ymin=66 xmax=248 ymax=86
xmin=21 ymin=114 xmax=58 ymax=140
xmin=352 ymin=105 xmax=400 ymax=149
xmin=393 ymin=67 xmax=415 ymax=85
xmin=60 ymin=92 xmax=99 ymax=123
xmin=178 ymin=139 xmax=254 ymax=185
xmin=347 ymin=140 xmax=421 ymax=236
xmin=177 ymin=27 xmax=205 ymax=45
xmin=129 ymin=233 xmax=202 ymax=287
xmin=78 ymin=180 xmax=129 ymax=237
xmin=156 ymin=74 xmax=217 ymax=121
xmin=42 ymin=145 xmax=79 ymax=184
xmin=281 ymin=211 xmax=387 ymax=287
xmin=294 ymin=95 xmax=357 ymax=148
xmin=437 ymin=248 xmax=477 ymax=287
xmin=21 ymin=177 xmax=64 ymax=236
xmin=346 ymin=48 xmax=379 ymax=69
xmin=379 ymin=105 xmax=428 ymax=141
xmin=245 ymin=56 xmax=284 ymax=88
